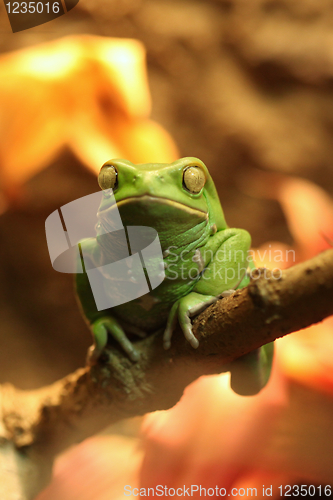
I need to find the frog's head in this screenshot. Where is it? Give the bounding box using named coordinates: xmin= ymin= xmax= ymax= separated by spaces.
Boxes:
xmin=96 ymin=157 xmax=227 ymax=232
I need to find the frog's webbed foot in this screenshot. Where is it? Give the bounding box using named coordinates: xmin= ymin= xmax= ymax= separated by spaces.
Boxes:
xmin=88 ymin=316 xmax=140 ymax=365
xmin=164 ymin=290 xmax=274 ymax=396
xmin=163 ymin=292 xmax=221 ymax=350
xmin=163 ymin=311 xmax=198 ymax=350
xmin=163 ymin=290 xmax=238 ymax=350
xmin=229 ymin=342 xmax=274 ymax=395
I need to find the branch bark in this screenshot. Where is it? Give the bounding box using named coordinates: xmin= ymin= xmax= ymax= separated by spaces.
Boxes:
xmin=1 ymin=249 xmax=333 ymax=499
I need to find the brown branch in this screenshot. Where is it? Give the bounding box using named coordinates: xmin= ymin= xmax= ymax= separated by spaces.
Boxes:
xmin=1 ymin=249 xmax=333 ymax=499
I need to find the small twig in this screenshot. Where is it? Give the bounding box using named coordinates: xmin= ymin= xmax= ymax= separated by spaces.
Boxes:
xmin=1 ymin=249 xmax=333 ymax=499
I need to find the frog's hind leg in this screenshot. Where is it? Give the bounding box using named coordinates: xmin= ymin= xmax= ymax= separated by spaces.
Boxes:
xmin=229 ymin=342 xmax=274 ymax=396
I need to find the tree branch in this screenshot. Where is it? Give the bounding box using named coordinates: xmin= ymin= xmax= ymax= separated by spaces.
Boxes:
xmin=1 ymin=249 xmax=333 ymax=499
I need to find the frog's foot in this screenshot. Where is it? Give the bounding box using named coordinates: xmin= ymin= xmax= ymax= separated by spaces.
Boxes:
xmin=88 ymin=316 xmax=140 ymax=364
xmin=229 ymin=342 xmax=274 ymax=396
xmin=163 ymin=292 xmax=218 ymax=350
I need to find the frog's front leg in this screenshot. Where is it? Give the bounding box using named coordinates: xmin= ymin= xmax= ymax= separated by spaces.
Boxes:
xmin=88 ymin=316 xmax=140 ymax=363
xmin=164 ymin=290 xmax=273 ymax=396
xmin=164 ymin=228 xmax=273 ymax=394
xmin=76 ymin=238 xmax=140 ymax=363
xmin=163 ymin=292 xmax=218 ymax=350
xmin=164 ymin=228 xmax=251 ymax=348
xmin=163 ymin=289 xmax=237 ymax=350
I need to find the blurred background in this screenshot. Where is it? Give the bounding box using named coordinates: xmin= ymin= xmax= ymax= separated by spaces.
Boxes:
xmin=0 ymin=0 xmax=333 ymax=498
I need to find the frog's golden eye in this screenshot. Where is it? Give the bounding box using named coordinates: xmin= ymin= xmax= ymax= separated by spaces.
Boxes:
xmin=98 ymin=165 xmax=118 ymax=191
xmin=183 ymin=166 xmax=206 ymax=194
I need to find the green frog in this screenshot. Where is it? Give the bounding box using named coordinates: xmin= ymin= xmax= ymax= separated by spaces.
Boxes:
xmin=76 ymin=157 xmax=274 ymax=395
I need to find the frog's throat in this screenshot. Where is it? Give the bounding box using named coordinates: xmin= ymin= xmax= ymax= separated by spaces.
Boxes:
xmin=98 ymin=195 xmax=208 ymax=220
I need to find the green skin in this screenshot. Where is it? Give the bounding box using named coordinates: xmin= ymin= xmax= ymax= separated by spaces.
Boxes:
xmin=76 ymin=157 xmax=274 ymax=395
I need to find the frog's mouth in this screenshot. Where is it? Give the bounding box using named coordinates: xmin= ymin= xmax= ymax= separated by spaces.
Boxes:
xmin=98 ymin=195 xmax=208 ymax=231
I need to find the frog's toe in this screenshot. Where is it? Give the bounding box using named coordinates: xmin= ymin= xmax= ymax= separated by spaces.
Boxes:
xmin=92 ymin=317 xmax=140 ymax=362
xmin=163 ymin=323 xmax=173 ymax=349
xmin=164 ymin=307 xmax=200 ymax=350
xmin=164 ymin=293 xmax=217 ymax=350
xmin=88 ymin=320 xmax=108 ymax=364
xmin=188 ymin=296 xmax=218 ymax=317
xmin=163 ymin=337 xmax=172 ymax=350
xmin=182 ymin=314 xmax=199 ymax=349
xmin=107 ymin=322 xmax=140 ymax=362
xmin=163 ymin=302 xmax=179 ymax=350
xmin=124 ymin=345 xmax=140 ymax=362
xmin=219 ymin=289 xmax=236 ymax=298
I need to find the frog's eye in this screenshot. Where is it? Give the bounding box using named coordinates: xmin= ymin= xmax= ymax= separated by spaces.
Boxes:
xmin=98 ymin=165 xmax=118 ymax=191
xmin=183 ymin=166 xmax=206 ymax=194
